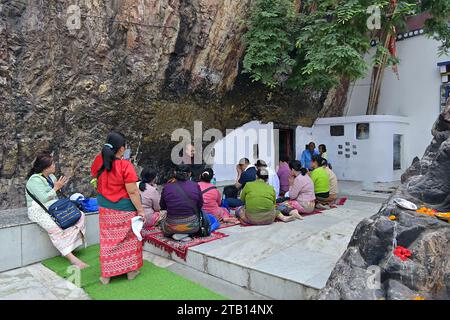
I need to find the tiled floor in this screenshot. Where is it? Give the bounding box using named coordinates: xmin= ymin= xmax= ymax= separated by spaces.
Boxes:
xmin=0 ymin=263 xmax=89 ymax=300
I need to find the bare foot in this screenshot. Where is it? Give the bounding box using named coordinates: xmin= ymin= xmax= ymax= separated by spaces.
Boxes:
xmin=99 ymin=277 xmax=110 ymax=285
xmin=66 ymin=253 xmax=89 ymax=269
xmin=223 ymin=217 xmax=239 ymax=223
xmin=289 ymin=209 xmax=304 ymax=220
xmin=127 ymin=270 xmax=140 ymax=280
xmin=75 ymin=261 xmax=90 ymax=269
xmin=277 ymin=214 xmax=296 ymax=223
xmin=315 ymin=203 xmax=328 ymax=210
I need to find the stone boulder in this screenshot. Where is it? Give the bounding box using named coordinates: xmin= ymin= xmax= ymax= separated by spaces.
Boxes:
xmin=317 ymin=105 xmax=450 ymax=300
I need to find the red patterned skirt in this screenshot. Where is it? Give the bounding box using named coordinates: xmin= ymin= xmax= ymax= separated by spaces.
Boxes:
xmin=99 ymin=207 xmax=143 ymax=278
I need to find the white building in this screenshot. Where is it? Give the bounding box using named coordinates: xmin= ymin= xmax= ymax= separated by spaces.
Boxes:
xmin=213 ymin=14 xmax=450 ymax=183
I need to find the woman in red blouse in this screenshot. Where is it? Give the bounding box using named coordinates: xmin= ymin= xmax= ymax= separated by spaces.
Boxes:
xmin=91 ymin=132 xmax=145 ymax=285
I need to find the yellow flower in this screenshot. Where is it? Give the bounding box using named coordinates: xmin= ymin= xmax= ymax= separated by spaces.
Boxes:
xmin=413 ymin=296 xmax=425 ymax=300
xmin=389 ymin=215 xmax=396 ymax=221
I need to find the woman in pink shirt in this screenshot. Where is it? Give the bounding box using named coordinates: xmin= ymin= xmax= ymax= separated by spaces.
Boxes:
xmin=198 ymin=168 xmax=238 ymax=223
xmin=139 ymin=168 xmax=165 ymax=227
xmin=277 ymin=156 xmax=291 ymax=197
xmin=287 ymin=160 xmax=316 ymax=214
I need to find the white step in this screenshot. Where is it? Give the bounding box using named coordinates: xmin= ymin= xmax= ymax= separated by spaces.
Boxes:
xmin=144 ymin=200 xmax=382 ymax=300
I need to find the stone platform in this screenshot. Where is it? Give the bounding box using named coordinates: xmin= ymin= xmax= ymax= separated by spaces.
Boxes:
xmin=0 ymin=208 xmax=99 ymax=273
xmin=144 ymin=198 xmax=385 ymax=299
xmin=0 ymin=181 xmax=394 ymax=299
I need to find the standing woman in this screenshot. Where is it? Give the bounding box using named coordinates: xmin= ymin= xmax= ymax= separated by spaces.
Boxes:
xmin=318 ymin=144 xmax=328 ymax=161
xmin=91 ymin=132 xmax=145 ymax=285
xmin=26 ymin=152 xmax=88 ymax=268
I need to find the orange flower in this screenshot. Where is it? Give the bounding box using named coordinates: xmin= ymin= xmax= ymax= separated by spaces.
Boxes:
xmin=413 ymin=296 xmax=425 ymax=300
xmin=416 ymin=207 xmax=437 ymax=216
xmin=389 ymin=215 xmax=396 ymax=221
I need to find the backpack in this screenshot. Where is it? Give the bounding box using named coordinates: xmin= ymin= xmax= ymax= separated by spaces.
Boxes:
xmin=207 ymin=214 xmax=220 ymax=233
xmin=77 ymin=197 xmax=99 ymax=212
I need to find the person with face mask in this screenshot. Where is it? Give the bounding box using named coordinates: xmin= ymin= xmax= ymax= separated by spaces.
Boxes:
xmin=91 ymin=131 xmax=145 ymax=285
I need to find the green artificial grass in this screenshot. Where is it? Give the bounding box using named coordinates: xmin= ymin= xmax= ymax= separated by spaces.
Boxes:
xmin=42 ymin=244 xmax=226 ymax=300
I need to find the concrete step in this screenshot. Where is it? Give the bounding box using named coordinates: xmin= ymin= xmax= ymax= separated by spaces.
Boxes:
xmin=144 ymin=200 xmax=382 ymax=300
xmin=0 ymin=208 xmax=99 ymax=273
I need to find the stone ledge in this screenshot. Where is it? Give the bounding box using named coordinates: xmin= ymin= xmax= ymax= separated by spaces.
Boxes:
xmin=0 ymin=210 xmax=99 ymax=273
xmin=0 ymin=207 xmax=99 ymax=229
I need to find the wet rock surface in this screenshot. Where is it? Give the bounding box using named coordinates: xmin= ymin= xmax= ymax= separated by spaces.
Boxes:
xmin=0 ymin=1 xmax=329 ymax=208
xmin=317 ymin=106 xmax=450 ymax=300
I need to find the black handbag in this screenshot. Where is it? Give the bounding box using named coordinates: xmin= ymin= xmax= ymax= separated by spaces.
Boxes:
xmin=174 ymin=183 xmax=211 ymax=237
xmin=26 ymin=188 xmax=82 ymax=230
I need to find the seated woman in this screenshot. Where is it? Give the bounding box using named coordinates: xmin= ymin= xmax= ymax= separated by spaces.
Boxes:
xmin=160 ymin=164 xmax=203 ymax=239
xmin=318 ymin=144 xmax=332 ymax=169
xmin=277 ymin=155 xmax=291 ymax=197
xmin=279 ymin=160 xmax=316 ymax=215
xmin=198 ymin=168 xmax=238 ymax=223
xmin=318 ymin=158 xmax=338 ymax=205
xmin=309 ymin=156 xmax=330 ymax=209
xmin=26 ymin=152 xmax=88 ymax=269
xmin=139 ymin=167 xmax=166 ymax=227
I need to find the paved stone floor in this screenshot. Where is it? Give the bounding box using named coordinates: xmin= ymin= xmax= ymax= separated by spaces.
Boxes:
xmin=0 ymin=251 xmax=266 ymax=300
xmin=0 ymin=263 xmax=89 ymax=300
xmin=184 ymin=199 xmax=384 ymax=294
xmin=0 ymin=181 xmax=394 ymax=300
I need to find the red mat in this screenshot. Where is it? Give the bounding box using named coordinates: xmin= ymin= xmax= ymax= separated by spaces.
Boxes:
xmin=141 ymin=226 xmax=229 ymax=261
xmin=336 ymin=197 xmax=348 ymax=206
xmin=301 ymin=209 xmax=323 ymax=216
xmin=217 ymin=220 xmax=240 ymax=229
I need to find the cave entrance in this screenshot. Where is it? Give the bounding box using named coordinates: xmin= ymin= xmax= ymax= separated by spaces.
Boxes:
xmin=275 ymin=125 xmax=296 ymax=163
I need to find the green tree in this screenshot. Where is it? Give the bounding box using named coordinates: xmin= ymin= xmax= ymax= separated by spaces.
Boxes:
xmin=242 ymin=0 xmax=298 ymax=88
xmin=243 ymin=0 xmax=450 ymax=91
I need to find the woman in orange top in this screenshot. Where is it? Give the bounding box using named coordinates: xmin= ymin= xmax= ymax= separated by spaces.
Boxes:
xmin=91 ymin=132 xmax=145 ymax=285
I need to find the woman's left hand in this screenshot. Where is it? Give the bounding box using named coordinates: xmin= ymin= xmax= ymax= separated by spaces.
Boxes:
xmin=288 ymin=176 xmax=295 ymax=186
xmin=137 ymin=210 xmax=146 ymax=222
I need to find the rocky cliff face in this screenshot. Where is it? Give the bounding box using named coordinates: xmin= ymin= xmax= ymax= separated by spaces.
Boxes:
xmin=0 ymin=0 xmax=330 ymax=209
xmin=317 ymin=104 xmax=450 ymax=300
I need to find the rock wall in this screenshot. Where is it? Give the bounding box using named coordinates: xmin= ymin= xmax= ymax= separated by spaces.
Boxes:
xmin=317 ymin=104 xmax=450 ymax=300
xmin=0 ymin=0 xmax=329 ymax=208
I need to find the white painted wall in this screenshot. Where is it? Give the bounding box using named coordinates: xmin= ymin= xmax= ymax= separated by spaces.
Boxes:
xmin=295 ymin=126 xmax=313 ymax=160
xmin=213 ymin=36 xmax=449 ymax=184
xmin=214 ymin=117 xmax=409 ymax=183
xmin=311 ymin=116 xmax=409 ymax=182
xmin=344 ymin=35 xmax=450 ymax=167
xmin=212 ymin=121 xmax=276 ymax=182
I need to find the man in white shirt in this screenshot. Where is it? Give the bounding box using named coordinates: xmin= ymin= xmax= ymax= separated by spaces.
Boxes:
xmin=255 ymin=159 xmax=280 ymax=198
